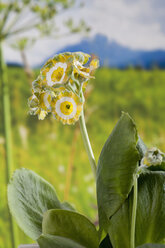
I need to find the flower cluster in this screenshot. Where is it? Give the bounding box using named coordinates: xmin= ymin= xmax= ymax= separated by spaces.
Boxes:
xmin=28 ymin=52 xmax=99 ymax=124
xmin=142 ymin=147 xmax=165 ymax=167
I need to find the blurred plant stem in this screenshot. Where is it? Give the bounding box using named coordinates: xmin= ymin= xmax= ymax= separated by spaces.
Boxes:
xmin=20 ymin=48 xmax=34 ymax=83
xmin=0 ymin=40 xmax=17 ymax=248
xmin=64 ymin=125 xmax=79 ymax=200
xmin=130 ymin=176 xmax=138 ymax=248
xmin=79 ymin=109 xmax=97 ymax=178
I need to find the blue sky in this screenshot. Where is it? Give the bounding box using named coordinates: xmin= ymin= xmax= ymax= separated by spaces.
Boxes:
xmin=4 ymin=0 xmax=165 ymax=66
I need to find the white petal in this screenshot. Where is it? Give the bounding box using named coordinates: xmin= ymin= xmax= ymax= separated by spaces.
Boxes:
xmin=46 ymin=62 xmax=67 ymax=86
xmin=55 ymin=97 xmax=77 ymax=120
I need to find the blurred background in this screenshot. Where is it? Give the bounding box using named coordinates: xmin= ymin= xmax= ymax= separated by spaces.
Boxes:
xmin=0 ymin=0 xmax=165 ymax=247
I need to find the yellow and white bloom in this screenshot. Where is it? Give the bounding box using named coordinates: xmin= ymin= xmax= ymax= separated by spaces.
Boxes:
xmin=28 ymin=91 xmax=55 ymax=120
xmin=89 ymin=58 xmax=100 ymax=73
xmin=52 ymin=91 xmax=83 ymax=125
xmin=32 ymin=77 xmax=43 ymax=93
xmin=45 ymin=62 xmax=67 ymax=86
xmin=71 ymin=53 xmax=99 ymax=88
xmin=28 ymin=52 xmax=99 ymax=122
xmin=40 ymin=53 xmax=73 ymax=87
xmin=39 ymin=91 xmax=53 ymax=110
xmin=37 ymin=109 xmax=48 ymax=120
xmin=73 ymin=52 xmax=90 ymax=64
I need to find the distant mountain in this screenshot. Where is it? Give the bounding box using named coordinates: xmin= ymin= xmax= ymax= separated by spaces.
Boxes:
xmin=56 ymin=34 xmax=165 ymax=69
xmin=7 ymin=62 xmax=23 ymax=67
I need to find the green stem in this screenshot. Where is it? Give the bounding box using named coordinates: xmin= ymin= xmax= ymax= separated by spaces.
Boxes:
xmin=79 ymin=109 xmax=97 ymax=178
xmin=0 ymin=40 xmax=17 ymax=248
xmin=130 ymin=176 xmax=138 ymax=248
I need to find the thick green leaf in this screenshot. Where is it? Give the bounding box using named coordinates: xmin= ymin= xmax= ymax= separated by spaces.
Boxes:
xmin=8 ymin=168 xmax=71 ymax=240
xmin=107 ymin=171 xmax=165 ymax=248
xmin=137 ymin=244 xmax=165 ymax=248
xmin=38 ymin=234 xmax=84 ymax=248
xmin=97 ymin=112 xmax=140 ymax=231
xmin=42 ymin=209 xmax=99 ymax=248
xmin=136 ymin=172 xmax=165 ymax=246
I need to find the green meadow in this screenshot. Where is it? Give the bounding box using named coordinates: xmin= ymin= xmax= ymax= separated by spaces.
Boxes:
xmin=0 ymin=66 xmax=165 ymax=247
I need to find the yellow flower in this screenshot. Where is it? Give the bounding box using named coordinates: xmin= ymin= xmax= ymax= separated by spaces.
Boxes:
xmin=37 ymin=109 xmax=48 ymax=120
xmin=32 ymin=77 xmax=43 ymax=93
xmin=40 ymin=52 xmax=99 ymax=90
xmin=39 ymin=92 xmax=53 ymax=111
xmin=28 ymin=91 xmax=55 ymax=120
xmin=89 ymin=58 xmax=100 ymax=73
xmin=73 ymin=52 xmax=90 ymax=64
xmin=28 ymin=52 xmax=99 ymax=122
xmin=40 ymin=53 xmax=73 ymax=87
xmin=71 ymin=53 xmax=99 ymax=89
xmin=32 ymin=76 xmax=66 ymax=97
xmin=52 ymin=90 xmax=83 ymax=125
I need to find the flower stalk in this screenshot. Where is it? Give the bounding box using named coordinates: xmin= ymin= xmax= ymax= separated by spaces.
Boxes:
xmin=28 ymin=52 xmax=99 ymax=177
xmin=79 ymin=109 xmax=97 ymax=178
xmin=0 ymin=40 xmax=17 ymax=248
xmin=130 ymin=175 xmax=138 ymax=248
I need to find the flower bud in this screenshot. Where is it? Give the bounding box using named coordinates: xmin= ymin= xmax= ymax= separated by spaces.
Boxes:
xmin=142 ymin=147 xmax=165 ymax=167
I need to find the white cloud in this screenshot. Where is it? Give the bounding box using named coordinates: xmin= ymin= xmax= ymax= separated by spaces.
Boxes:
xmin=75 ymin=0 xmax=165 ymax=50
xmin=3 ymin=0 xmax=165 ymax=67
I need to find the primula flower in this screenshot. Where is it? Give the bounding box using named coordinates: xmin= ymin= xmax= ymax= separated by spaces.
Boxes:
xmin=71 ymin=53 xmax=99 ymax=87
xmin=40 ymin=53 xmax=74 ymax=87
xmin=28 ymin=52 xmax=99 ymax=123
xmin=52 ymin=90 xmax=83 ymax=125
xmin=28 ymin=91 xmax=54 ymax=120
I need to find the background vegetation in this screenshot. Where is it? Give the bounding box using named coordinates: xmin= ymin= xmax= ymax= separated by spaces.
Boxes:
xmin=0 ymin=66 xmax=165 ymax=247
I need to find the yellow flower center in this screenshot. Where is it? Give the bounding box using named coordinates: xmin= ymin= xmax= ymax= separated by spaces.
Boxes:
xmin=60 ymin=101 xmax=73 ymax=115
xmin=51 ymin=67 xmax=64 ymax=82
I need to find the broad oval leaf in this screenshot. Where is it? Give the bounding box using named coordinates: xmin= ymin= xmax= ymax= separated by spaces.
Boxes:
xmin=107 ymin=171 xmax=165 ymax=248
xmin=38 ymin=234 xmax=84 ymax=248
xmin=8 ymin=168 xmax=71 ymax=240
xmin=42 ymin=209 xmax=99 ymax=248
xmin=97 ymin=112 xmax=140 ymax=231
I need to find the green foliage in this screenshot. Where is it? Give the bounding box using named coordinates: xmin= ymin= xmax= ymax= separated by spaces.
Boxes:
xmin=38 ymin=234 xmax=84 ymax=248
xmin=8 ymin=168 xmax=73 ymax=240
xmin=7 ymin=111 xmax=165 ymax=248
xmin=107 ymin=172 xmax=165 ymax=248
xmin=1 ymin=67 xmax=165 ymax=247
xmin=8 ymin=168 xmax=98 ymax=247
xmin=42 ymin=209 xmax=99 ymax=247
xmin=97 ymin=113 xmax=139 ymax=232
xmin=96 ymin=112 xmax=165 ymax=248
xmin=137 ymin=245 xmax=165 ymax=248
